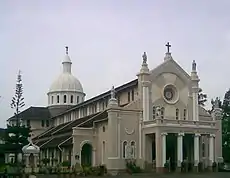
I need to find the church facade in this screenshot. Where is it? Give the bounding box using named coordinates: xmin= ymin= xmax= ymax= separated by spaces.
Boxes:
xmin=8 ymin=45 xmax=223 ymax=172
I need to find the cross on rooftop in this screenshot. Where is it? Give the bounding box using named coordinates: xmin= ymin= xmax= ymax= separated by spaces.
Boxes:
xmin=165 ymin=42 xmax=171 ymax=53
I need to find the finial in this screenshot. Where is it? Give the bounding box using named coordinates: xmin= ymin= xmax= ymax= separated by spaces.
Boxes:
xmin=192 ymin=60 xmax=196 ymax=71
xmin=110 ymin=86 xmax=115 ymax=99
xmin=65 ymin=46 xmax=69 ymax=55
xmin=165 ymin=42 xmax=171 ymax=53
xmin=142 ymin=52 xmax=147 ymax=64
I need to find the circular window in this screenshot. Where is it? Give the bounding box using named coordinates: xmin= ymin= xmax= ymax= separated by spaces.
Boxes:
xmin=162 ymin=84 xmax=179 ymax=104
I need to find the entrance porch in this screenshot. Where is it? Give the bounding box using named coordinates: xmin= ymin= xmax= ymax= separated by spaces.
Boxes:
xmin=143 ymin=132 xmax=216 ymax=172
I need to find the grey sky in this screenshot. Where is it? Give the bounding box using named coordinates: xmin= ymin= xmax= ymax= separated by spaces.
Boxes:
xmin=0 ymin=0 xmax=229 ymax=127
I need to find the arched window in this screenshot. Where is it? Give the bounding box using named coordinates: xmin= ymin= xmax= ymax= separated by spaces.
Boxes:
xmin=51 ymin=96 xmax=54 ymax=104
xmin=57 ymin=95 xmax=60 ymax=103
xmin=123 ymin=141 xmax=128 ymax=158
xmin=176 ymin=108 xmax=179 ymax=120
xmin=161 ymin=107 xmax=165 ymax=119
xmin=64 ymin=95 xmax=67 ymax=103
xmin=183 ymin=109 xmax=187 ymax=120
xmin=77 ymin=96 xmax=79 ymax=104
xmin=70 ymin=95 xmax=74 ymax=103
xmin=152 ymin=106 xmax=156 ymax=119
xmin=130 ymin=141 xmax=136 ymax=158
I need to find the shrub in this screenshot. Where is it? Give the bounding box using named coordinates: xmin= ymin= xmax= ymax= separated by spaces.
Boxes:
xmin=125 ymin=159 xmax=142 ymax=174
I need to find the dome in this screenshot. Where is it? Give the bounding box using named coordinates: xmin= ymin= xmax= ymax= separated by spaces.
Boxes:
xmin=22 ymin=140 xmax=40 ymax=154
xmin=49 ymin=73 xmax=83 ymax=93
xmin=48 ymin=47 xmax=84 ymax=94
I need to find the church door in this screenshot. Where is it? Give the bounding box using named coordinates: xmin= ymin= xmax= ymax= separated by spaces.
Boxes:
xmin=81 ymin=143 xmax=92 ymax=166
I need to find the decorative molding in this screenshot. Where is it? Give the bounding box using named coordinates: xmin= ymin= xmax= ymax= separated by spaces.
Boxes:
xmin=194 ymin=133 xmax=201 ymax=137
xmin=161 ymin=132 xmax=168 ymax=136
xmin=178 ymin=132 xmax=184 ymax=137
xmin=125 ymin=128 xmax=135 ymax=135
xmin=209 ymin=134 xmax=215 ymax=138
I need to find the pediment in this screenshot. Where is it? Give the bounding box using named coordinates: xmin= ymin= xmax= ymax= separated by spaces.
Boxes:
xmin=150 ymin=58 xmax=191 ymax=86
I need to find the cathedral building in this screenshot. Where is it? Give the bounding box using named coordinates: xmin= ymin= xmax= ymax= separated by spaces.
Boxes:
xmin=7 ymin=44 xmax=222 ymax=172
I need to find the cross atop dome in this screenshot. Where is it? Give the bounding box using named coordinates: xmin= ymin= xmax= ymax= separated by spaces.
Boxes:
xmin=65 ymin=46 xmax=69 ymax=55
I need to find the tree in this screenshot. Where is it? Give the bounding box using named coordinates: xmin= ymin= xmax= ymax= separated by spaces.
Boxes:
xmin=198 ymin=88 xmax=207 ymax=107
xmin=4 ymin=71 xmax=31 ymax=164
xmin=220 ymin=89 xmax=230 ymax=162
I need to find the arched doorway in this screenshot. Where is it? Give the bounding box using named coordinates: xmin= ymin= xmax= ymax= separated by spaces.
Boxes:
xmin=81 ymin=143 xmax=92 ymax=166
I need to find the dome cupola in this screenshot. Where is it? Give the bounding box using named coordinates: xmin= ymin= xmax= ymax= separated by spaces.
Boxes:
xmin=47 ymin=47 xmax=85 ymax=112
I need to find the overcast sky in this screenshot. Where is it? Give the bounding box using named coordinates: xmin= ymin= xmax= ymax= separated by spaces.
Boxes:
xmin=0 ymin=0 xmax=230 ymax=127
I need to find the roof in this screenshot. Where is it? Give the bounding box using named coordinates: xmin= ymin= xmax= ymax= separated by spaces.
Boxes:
xmin=8 ymin=106 xmax=50 ymax=121
xmin=35 ymin=112 xmax=102 ymax=140
xmin=78 ymin=111 xmax=108 ymax=128
xmin=41 ymin=135 xmax=71 ymax=149
xmin=33 ymin=111 xmax=108 ymax=148
xmin=54 ymin=112 xmax=102 ymax=135
xmin=51 ymin=79 xmax=138 ymax=119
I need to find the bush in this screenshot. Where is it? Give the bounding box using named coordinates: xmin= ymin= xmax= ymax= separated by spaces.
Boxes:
xmin=198 ymin=162 xmax=203 ymax=172
xmin=125 ymin=159 xmax=142 ymax=174
xmin=62 ymin=161 xmax=71 ymax=168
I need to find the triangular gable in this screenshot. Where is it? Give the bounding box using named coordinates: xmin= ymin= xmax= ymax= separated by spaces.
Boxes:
xmin=150 ymin=58 xmax=191 ymax=86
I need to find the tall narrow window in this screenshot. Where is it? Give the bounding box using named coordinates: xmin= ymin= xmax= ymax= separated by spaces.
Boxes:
xmin=128 ymin=92 xmax=130 ymax=102
xmin=26 ymin=120 xmax=30 ymax=127
xmin=102 ymin=102 xmax=105 ymax=110
xmin=64 ymin=95 xmax=67 ymax=103
xmin=102 ymin=126 xmax=105 ymax=132
xmin=176 ymin=108 xmax=179 ymax=120
xmin=202 ymin=142 xmax=205 ymax=157
xmin=161 ymin=107 xmax=165 ymax=119
xmin=77 ymin=96 xmax=79 ymax=104
xmin=46 ymin=120 xmax=49 ymax=127
xmin=117 ymin=96 xmax=120 ymax=106
xmin=123 ymin=141 xmax=128 ymax=158
xmin=57 ymin=95 xmax=60 ymax=103
xmin=102 ymin=141 xmax=105 ymax=164
xmin=131 ymin=90 xmax=134 ymax=101
xmin=130 ymin=141 xmax=136 ymax=158
xmin=51 ymin=96 xmax=54 ymax=104
xmin=41 ymin=120 xmax=45 ymax=127
xmin=70 ymin=95 xmax=73 ymax=103
xmin=153 ymin=106 xmax=156 ymax=119
xmin=183 ymin=109 xmax=187 ymax=120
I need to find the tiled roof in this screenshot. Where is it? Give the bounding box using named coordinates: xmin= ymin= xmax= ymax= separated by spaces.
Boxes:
xmin=54 ymin=112 xmax=101 ymax=135
xmin=78 ymin=111 xmax=108 ymax=128
xmin=8 ymin=106 xmax=50 ymax=121
xmin=41 ymin=135 xmax=71 ymax=149
xmin=60 ymin=137 xmax=72 ymax=147
xmin=35 ymin=139 xmax=49 ymax=147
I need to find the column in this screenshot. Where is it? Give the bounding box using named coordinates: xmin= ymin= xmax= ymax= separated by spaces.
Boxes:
xmin=161 ymin=132 xmax=167 ymax=167
xmin=142 ymin=81 xmax=150 ymax=121
xmin=209 ymin=134 xmax=215 ymax=166
xmin=92 ymin=148 xmax=96 ymax=166
xmin=194 ymin=133 xmax=200 ymax=166
xmin=177 ymin=133 xmax=184 ymax=167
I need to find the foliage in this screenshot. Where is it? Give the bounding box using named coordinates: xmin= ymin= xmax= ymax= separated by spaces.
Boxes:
xmin=220 ymin=89 xmax=230 ymax=162
xmin=125 ymin=159 xmax=142 ymax=174
xmin=3 ymin=71 xmax=31 ymax=163
xmin=198 ymin=88 xmax=207 ymax=107
xmin=62 ymin=161 xmax=71 ymax=168
xmin=78 ymin=165 xmax=107 ymax=176
xmin=41 ymin=158 xmax=50 ymax=166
